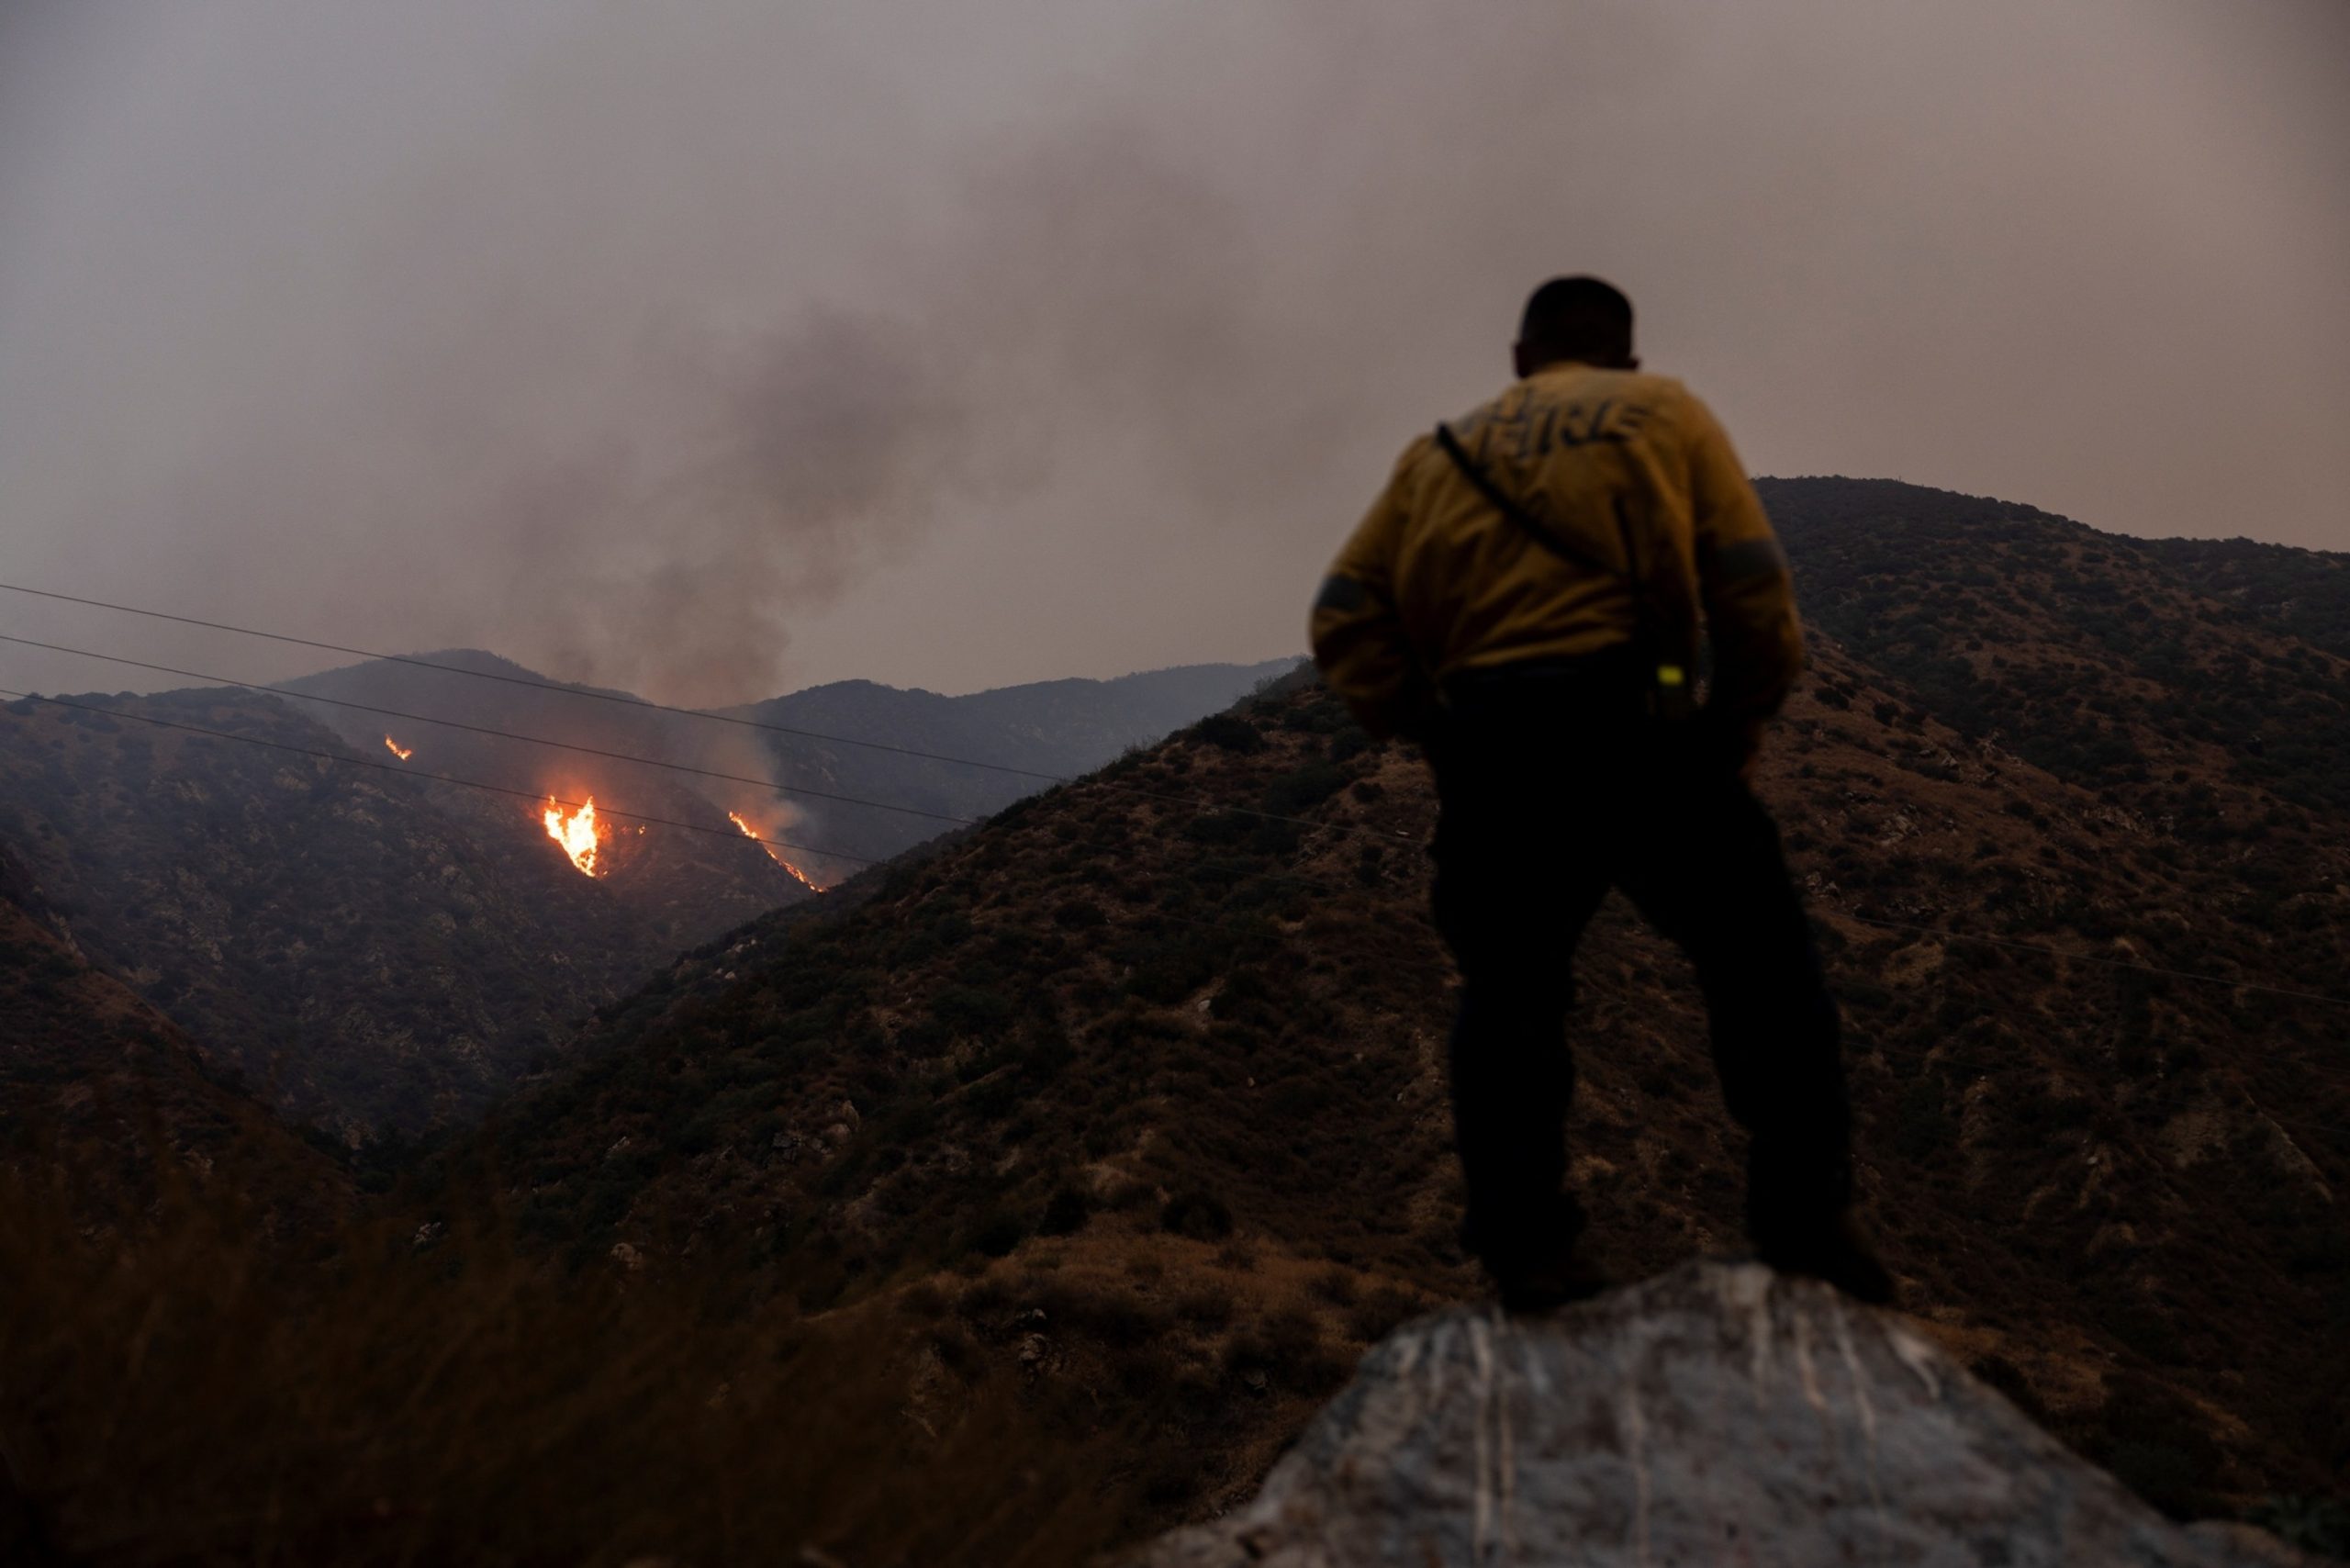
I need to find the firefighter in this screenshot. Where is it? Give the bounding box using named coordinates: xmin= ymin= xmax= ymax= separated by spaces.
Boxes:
xmin=1310 ymin=276 xmax=1890 ymax=1309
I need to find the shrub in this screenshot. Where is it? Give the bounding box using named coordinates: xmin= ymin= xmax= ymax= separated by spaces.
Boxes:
xmin=1173 ymin=1285 xmax=1236 ymax=1329
xmin=0 ymin=1150 xmax=1118 ymax=1567
xmin=2245 ymin=1496 xmax=2350 ymax=1560
xmin=1037 ymin=1188 xmax=1092 ymax=1238
xmin=1160 ymin=1190 xmax=1235 ymax=1241
xmin=1262 ymin=762 xmax=1348 ymax=817
xmin=931 ymin=986 xmax=1015 ymax=1041
xmin=1051 ymin=899 xmax=1107 ymax=930
xmin=1190 ymin=714 xmax=1267 ymax=755
xmin=2108 ymin=1442 xmax=2202 ymax=1519
xmin=1343 ymin=1284 xmax=1424 ymax=1343
xmin=1309 ymin=1266 xmax=1358 ymax=1307
xmin=966 ymin=1211 xmax=1026 ymax=1260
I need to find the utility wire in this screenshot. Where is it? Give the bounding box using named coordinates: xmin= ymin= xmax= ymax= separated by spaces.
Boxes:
xmin=0 ymin=633 xmax=977 ymax=827
xmin=0 ymin=673 xmax=1382 ymax=910
xmin=0 ymin=627 xmax=1411 ymax=897
xmin=0 ymin=689 xmax=883 ymax=869
xmin=0 ymin=683 xmax=1416 ymax=965
xmin=0 ymin=579 xmax=1408 ymax=844
xmin=6 ymin=582 xmax=2343 ymax=1009
xmin=0 ymin=629 xmax=1414 ymax=918
xmin=0 ymin=581 xmax=1069 ymax=777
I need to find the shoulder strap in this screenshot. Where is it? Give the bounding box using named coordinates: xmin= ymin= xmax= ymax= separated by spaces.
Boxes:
xmin=1433 ymin=423 xmax=1628 ymax=584
xmin=1435 ymin=420 xmax=1695 ymax=719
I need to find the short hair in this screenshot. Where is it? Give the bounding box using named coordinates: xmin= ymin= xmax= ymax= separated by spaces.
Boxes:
xmin=1517 ymin=275 xmax=1634 ymax=364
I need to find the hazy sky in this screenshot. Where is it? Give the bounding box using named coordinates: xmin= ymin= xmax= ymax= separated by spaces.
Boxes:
xmin=2 ymin=1 xmax=2344 ymax=705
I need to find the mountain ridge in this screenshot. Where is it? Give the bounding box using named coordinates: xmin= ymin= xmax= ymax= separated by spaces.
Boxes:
xmin=0 ymin=656 xmax=1299 ymax=1139
xmin=454 ymin=479 xmax=2348 ymax=1535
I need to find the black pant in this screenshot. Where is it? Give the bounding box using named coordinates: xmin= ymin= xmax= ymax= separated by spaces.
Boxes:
xmin=1427 ymin=655 xmax=1852 ymax=1273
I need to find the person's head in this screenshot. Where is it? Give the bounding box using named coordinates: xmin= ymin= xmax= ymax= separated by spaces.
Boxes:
xmin=1513 ymin=275 xmax=1637 ymax=376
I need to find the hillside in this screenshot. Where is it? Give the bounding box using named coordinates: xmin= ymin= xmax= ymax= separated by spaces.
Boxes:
xmin=286 ymin=654 xmax=1295 ymax=887
xmin=2140 ymin=535 xmax=2350 ymax=665
xmin=718 ymin=659 xmax=1300 ymax=872
xmin=467 ymin=482 xmax=2349 ymax=1538
xmin=1762 ymin=477 xmax=2350 ymax=818
xmin=0 ymin=656 xmax=1281 ymax=1142
xmin=0 ymin=841 xmax=350 ymax=1230
xmin=0 ymin=686 xmax=800 ymax=1140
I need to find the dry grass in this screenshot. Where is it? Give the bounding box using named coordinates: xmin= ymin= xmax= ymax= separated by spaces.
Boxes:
xmin=0 ymin=1147 xmax=1121 ymax=1568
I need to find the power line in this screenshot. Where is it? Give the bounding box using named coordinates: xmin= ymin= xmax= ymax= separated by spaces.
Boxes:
xmin=0 ymin=626 xmax=1412 ymax=896
xmin=0 ymin=579 xmax=1403 ymax=845
xmin=0 ymin=623 xmax=1428 ymax=923
xmin=0 ymin=689 xmax=883 ymax=871
xmin=0 ymin=633 xmax=976 ymax=828
xmin=0 ymin=581 xmax=1069 ymax=778
xmin=6 ymin=581 xmax=2343 ymax=1012
xmin=0 ymin=682 xmax=1422 ymax=976
xmin=0 ymin=674 xmax=1383 ymax=913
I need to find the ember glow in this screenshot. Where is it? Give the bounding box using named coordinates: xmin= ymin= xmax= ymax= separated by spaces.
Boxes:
xmin=543 ymin=797 xmax=606 ymax=877
xmin=384 ymin=736 xmax=413 ymax=760
xmin=729 ymin=811 xmax=823 ymax=892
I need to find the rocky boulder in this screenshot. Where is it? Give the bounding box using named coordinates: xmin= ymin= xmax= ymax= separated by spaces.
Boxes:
xmin=1134 ymin=1260 xmax=2310 ymax=1567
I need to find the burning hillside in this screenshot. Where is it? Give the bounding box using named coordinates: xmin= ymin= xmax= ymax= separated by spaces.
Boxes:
xmin=0 ymin=689 xmax=824 ymax=1137
xmin=729 ymin=810 xmax=825 ymax=891
xmin=543 ymin=796 xmax=606 ymax=878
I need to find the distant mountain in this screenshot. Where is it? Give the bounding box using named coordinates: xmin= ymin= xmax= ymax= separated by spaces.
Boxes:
xmin=719 ymin=660 xmax=1301 ymax=871
xmin=282 ymin=653 xmax=1295 ymax=884
xmin=0 ymin=655 xmax=1295 ymax=1139
xmin=466 ymin=482 xmax=2349 ymax=1535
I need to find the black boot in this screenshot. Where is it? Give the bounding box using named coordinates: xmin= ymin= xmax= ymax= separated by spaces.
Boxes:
xmin=1465 ymin=1195 xmax=1607 ymax=1315
xmin=1490 ymin=1249 xmax=1612 ymax=1315
xmin=1754 ymin=1215 xmax=1896 ymax=1305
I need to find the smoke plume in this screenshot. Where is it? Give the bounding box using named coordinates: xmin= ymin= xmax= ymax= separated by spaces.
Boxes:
xmin=0 ymin=2 xmax=2343 ymax=704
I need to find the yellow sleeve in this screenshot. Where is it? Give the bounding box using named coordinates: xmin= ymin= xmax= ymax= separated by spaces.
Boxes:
xmin=1683 ymin=395 xmax=1804 ymax=727
xmin=1310 ymin=440 xmax=1435 ymax=740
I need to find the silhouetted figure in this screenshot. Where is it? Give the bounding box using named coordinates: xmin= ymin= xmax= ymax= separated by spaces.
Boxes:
xmin=1310 ymin=276 xmax=1889 ymax=1309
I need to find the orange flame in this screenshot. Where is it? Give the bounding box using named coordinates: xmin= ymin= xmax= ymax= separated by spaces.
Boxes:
xmin=543 ymin=797 xmax=605 ymax=877
xmin=729 ymin=811 xmax=823 ymax=891
xmin=384 ymin=736 xmax=413 ymax=760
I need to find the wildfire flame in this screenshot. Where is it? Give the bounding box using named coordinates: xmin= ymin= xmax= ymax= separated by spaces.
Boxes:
xmin=729 ymin=811 xmax=823 ymax=891
xmin=384 ymin=736 xmax=413 ymax=760
xmin=543 ymin=796 xmax=606 ymax=877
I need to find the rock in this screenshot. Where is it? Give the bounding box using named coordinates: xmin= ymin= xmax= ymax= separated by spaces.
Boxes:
xmin=1130 ymin=1260 xmax=2310 ymax=1568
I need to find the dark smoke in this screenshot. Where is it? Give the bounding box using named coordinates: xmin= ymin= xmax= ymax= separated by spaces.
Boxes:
xmin=527 ymin=310 xmax=968 ymax=703
xmin=0 ymin=3 xmax=2344 ymax=705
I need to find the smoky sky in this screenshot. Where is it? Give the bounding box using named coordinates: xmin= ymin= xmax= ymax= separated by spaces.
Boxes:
xmin=2 ymin=1 xmax=2344 ymax=707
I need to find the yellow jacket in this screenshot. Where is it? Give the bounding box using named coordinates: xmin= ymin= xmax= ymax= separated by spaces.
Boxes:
xmin=1310 ymin=362 xmax=1803 ymax=741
